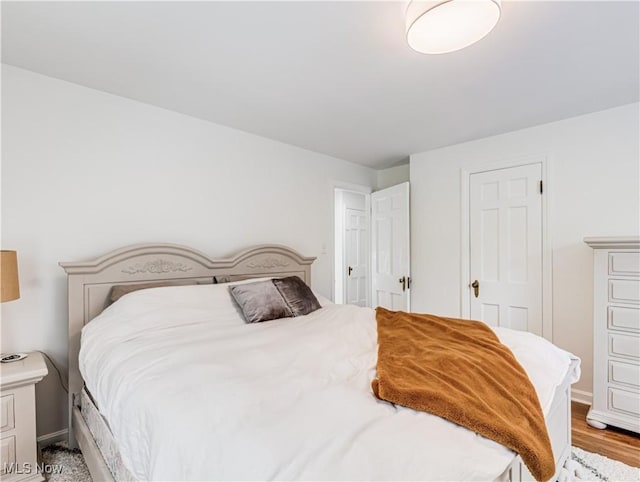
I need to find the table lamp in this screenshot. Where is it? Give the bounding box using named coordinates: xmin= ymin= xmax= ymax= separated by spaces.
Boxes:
xmin=1 ymin=250 xmax=27 ymax=362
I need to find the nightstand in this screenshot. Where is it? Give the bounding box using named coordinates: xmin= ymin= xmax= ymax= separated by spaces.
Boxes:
xmin=0 ymin=352 xmax=48 ymax=482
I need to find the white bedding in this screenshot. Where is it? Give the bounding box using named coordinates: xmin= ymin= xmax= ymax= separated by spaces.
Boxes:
xmin=80 ymin=283 xmax=580 ymax=481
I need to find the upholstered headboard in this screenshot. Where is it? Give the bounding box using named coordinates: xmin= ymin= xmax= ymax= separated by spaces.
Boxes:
xmin=59 ymin=243 xmax=315 ymax=444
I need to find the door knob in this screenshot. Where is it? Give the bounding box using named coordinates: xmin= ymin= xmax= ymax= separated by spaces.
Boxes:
xmin=471 ymin=280 xmax=480 ymax=298
xmin=399 ymin=276 xmax=406 ymax=292
xmin=348 ymin=266 xmax=353 ymax=276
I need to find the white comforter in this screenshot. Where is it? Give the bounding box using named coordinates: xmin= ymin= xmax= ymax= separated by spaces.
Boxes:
xmin=80 ymin=283 xmax=580 ymax=481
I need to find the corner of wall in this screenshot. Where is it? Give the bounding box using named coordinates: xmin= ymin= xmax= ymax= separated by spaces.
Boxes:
xmin=376 ymin=164 xmax=410 ymax=190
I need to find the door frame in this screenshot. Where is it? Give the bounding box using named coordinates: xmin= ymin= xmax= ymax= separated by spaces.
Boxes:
xmin=331 ymin=181 xmax=372 ymax=304
xmin=459 ymin=154 xmax=553 ymax=340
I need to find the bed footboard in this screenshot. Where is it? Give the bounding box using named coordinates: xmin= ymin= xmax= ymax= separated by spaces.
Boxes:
xmin=497 ymin=359 xmax=578 ymax=482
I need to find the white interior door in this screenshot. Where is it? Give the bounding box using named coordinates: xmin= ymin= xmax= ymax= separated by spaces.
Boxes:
xmin=371 ymin=182 xmax=410 ymax=311
xmin=344 ymin=207 xmax=369 ymax=307
xmin=469 ymin=164 xmax=542 ymax=334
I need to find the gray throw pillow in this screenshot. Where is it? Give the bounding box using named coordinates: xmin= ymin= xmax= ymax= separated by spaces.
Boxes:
xmin=229 ymin=280 xmax=294 ymax=323
xmin=273 ymin=276 xmax=321 ymax=317
xmin=215 ymin=275 xmax=257 ymax=284
xmin=109 ymin=280 xmax=204 ymax=303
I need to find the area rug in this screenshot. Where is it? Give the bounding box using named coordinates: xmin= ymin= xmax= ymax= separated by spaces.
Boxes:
xmin=41 ymin=442 xmax=91 ymax=482
xmin=561 ymin=446 xmax=639 ymax=482
xmin=40 ymin=443 xmax=638 ymax=481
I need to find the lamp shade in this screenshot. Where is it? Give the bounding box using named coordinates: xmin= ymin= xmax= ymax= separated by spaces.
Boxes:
xmin=1 ymin=250 xmax=20 ymax=302
xmin=406 ymin=0 xmax=501 ymax=54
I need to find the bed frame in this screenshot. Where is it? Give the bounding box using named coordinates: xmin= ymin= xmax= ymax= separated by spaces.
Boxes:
xmin=60 ymin=242 xmax=575 ymax=482
xmin=500 ymin=360 xmax=578 ymax=482
xmin=60 ymin=243 xmax=314 ymax=451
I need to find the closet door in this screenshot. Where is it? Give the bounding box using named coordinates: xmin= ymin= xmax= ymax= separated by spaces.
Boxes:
xmin=469 ymin=164 xmax=542 ymax=334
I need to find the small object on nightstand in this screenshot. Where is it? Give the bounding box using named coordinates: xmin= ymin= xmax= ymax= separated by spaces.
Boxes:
xmin=1 ymin=354 xmax=28 ymax=363
xmin=0 ymin=351 xmax=48 ymax=482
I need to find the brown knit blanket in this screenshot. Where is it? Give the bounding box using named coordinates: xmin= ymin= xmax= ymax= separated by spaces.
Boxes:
xmin=372 ymin=308 xmax=554 ymax=481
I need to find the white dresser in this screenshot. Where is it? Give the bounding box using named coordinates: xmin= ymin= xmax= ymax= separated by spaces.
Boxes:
xmin=584 ymin=236 xmax=640 ymax=434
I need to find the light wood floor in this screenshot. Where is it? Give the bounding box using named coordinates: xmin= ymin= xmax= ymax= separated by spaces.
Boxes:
xmin=571 ymin=402 xmax=640 ymax=468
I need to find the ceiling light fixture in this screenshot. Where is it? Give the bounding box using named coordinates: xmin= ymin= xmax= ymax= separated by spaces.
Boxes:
xmin=406 ymin=0 xmax=501 ymax=54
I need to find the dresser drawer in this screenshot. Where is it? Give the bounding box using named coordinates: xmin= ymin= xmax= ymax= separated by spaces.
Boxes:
xmin=609 ymin=333 xmax=640 ymax=360
xmin=0 ymin=395 xmax=15 ymax=433
xmin=608 ymin=387 xmax=640 ymax=417
xmin=609 ymin=360 xmax=640 ymax=389
xmin=608 ymin=305 xmax=640 ymax=333
xmin=609 ymin=279 xmax=640 ymax=304
xmin=0 ymin=435 xmax=16 ymax=475
xmin=609 ymin=252 xmax=640 ymax=276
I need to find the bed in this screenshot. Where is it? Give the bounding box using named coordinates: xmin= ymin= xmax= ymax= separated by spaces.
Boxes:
xmin=60 ymin=243 xmax=580 ymax=482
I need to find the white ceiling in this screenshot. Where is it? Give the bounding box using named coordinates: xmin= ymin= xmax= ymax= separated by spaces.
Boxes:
xmin=2 ymin=1 xmax=638 ymax=168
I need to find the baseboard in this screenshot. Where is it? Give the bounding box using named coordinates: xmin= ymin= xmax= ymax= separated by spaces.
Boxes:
xmin=37 ymin=428 xmax=68 ymax=447
xmin=571 ymin=388 xmax=592 ymax=406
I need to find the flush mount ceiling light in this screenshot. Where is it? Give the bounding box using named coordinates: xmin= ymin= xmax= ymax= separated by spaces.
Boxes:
xmin=406 ymin=0 xmax=501 ymax=54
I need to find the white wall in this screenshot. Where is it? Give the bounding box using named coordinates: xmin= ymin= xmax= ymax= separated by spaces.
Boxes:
xmin=0 ymin=65 xmax=376 ymax=438
xmin=409 ymin=103 xmax=640 ymax=401
xmin=376 ymin=164 xmax=409 ymax=190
